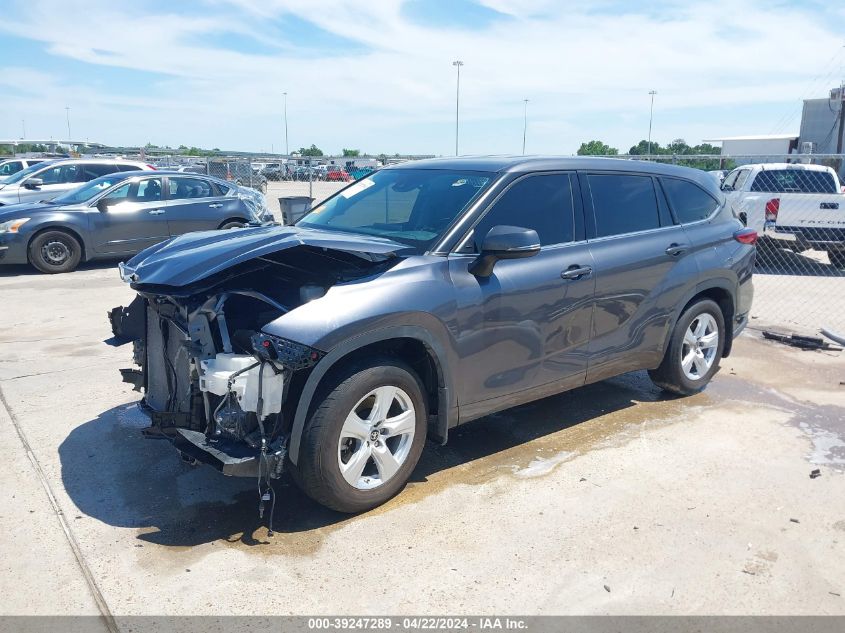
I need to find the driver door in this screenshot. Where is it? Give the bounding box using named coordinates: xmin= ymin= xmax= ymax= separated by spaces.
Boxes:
xmin=88 ymin=176 xmax=170 ymax=255
xmin=448 ymin=172 xmax=595 ymax=420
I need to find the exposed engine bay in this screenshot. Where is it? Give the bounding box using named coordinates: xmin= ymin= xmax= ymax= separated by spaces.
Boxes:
xmin=109 ymin=241 xmax=401 ymax=526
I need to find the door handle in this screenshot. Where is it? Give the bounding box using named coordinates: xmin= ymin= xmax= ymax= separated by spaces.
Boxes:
xmin=148 ymin=209 xmax=165 ymax=215
xmin=820 ymin=202 xmax=839 ymax=210
xmin=561 ymin=265 xmax=592 ymax=280
xmin=665 ymin=243 xmax=688 ymax=256
xmin=208 ymin=203 xmax=223 ymax=208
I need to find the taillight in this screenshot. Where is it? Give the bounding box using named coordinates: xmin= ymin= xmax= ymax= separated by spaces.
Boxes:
xmin=734 ymin=228 xmax=758 ymax=244
xmin=146 ymin=164 xmax=157 ymax=170
xmin=764 ymin=198 xmax=779 ymax=222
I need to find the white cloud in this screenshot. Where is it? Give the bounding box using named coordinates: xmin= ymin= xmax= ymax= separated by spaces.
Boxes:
xmin=1 ymin=0 xmax=843 ymax=153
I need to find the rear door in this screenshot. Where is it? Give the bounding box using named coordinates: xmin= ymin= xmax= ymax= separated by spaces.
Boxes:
xmin=87 ymin=176 xmax=170 ymax=254
xmin=449 ymin=172 xmax=595 ymax=418
xmin=164 ymin=176 xmax=241 ymax=236
xmin=581 ymin=171 xmax=697 ymax=381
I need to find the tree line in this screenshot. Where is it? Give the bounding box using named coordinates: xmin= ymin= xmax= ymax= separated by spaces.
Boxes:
xmin=577 ymin=139 xmax=730 ymax=170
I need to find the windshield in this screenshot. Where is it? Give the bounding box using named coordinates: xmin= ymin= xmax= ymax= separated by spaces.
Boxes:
xmin=51 ymin=173 xmax=129 ymax=205
xmin=297 ymin=169 xmax=493 ymax=252
xmin=4 ymin=161 xmax=54 ymax=185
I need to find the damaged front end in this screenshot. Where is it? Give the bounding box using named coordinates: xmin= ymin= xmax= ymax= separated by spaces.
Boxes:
xmin=108 ymin=226 xmax=408 ymax=486
xmin=109 ymin=284 xmax=322 ymax=480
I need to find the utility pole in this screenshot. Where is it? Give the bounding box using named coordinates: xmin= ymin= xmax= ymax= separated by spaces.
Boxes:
xmin=836 ymin=81 xmax=845 ymax=174
xmin=65 ymin=106 xmax=71 ymax=141
xmin=522 ymin=99 xmax=529 ymax=155
xmin=283 ymin=91 xmax=289 ymax=156
xmin=21 ymin=119 xmax=26 ymax=139
xmin=647 ymin=90 xmax=657 ymax=159
xmin=452 ymin=60 xmax=464 ymax=156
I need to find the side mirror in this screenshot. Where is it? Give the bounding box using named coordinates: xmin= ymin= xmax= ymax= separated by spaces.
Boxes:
xmin=468 ymin=225 xmax=541 ymax=277
xmin=97 ymin=198 xmax=114 ymax=212
xmin=23 ymin=178 xmax=43 ymax=190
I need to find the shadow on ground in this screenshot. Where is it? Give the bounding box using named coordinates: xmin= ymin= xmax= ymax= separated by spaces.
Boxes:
xmin=59 ymin=371 xmax=672 ymax=548
xmin=754 ymin=247 xmax=844 ymax=277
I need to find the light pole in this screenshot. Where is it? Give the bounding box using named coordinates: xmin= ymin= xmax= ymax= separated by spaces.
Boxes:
xmin=522 ymin=99 xmax=529 ymax=155
xmin=283 ymin=91 xmax=289 ymax=156
xmin=647 ymin=90 xmax=657 ymax=159
xmin=65 ymin=106 xmax=71 ymax=141
xmin=452 ymin=60 xmax=464 ymax=156
xmin=21 ymin=119 xmax=26 ymax=139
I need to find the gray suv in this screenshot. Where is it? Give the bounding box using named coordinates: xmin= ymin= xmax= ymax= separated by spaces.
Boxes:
xmin=109 ymin=157 xmax=756 ymax=515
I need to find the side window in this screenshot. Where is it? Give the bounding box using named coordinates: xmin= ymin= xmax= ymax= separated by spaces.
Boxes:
xmin=102 ymin=183 xmax=132 ymax=203
xmin=734 ymin=169 xmax=751 ymax=190
xmin=78 ymin=164 xmax=119 ymax=181
xmin=39 ymin=164 xmax=80 ymax=184
xmin=661 ymin=178 xmax=719 ymax=223
xmin=168 ymin=177 xmax=215 ymax=200
xmin=136 ymin=178 xmax=163 ymax=202
xmin=0 ymin=161 xmax=22 ymax=175
xmin=721 ymin=170 xmax=740 ymax=191
xmin=211 ymin=182 xmax=231 ymax=196
xmin=470 ymin=173 xmax=574 ymax=250
xmin=101 ymin=179 xmax=163 ymax=204
xmin=588 ymin=174 xmax=660 ymax=237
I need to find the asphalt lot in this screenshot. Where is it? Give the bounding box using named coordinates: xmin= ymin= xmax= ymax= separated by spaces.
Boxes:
xmin=0 ymin=261 xmax=843 ymax=620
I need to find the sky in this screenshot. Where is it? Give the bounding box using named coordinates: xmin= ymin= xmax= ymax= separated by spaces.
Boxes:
xmin=1 ymin=0 xmax=844 ymax=156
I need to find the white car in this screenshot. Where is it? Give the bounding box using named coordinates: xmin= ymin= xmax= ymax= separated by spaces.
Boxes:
xmin=0 ymin=158 xmax=46 ymax=182
xmin=0 ymin=158 xmax=154 ymax=206
xmin=721 ymin=163 xmax=845 ymax=268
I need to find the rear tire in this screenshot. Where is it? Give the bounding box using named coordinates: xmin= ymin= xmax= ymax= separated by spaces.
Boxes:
xmin=290 ymin=357 xmax=427 ymax=513
xmin=648 ymin=299 xmax=725 ymax=396
xmin=219 ymin=220 xmax=246 ymax=230
xmin=28 ymin=230 xmax=82 ymax=274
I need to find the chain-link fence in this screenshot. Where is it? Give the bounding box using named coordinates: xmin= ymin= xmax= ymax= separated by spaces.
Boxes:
xmin=590 ymin=153 xmax=845 ymax=334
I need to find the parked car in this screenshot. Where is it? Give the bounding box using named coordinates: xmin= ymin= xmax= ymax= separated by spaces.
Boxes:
xmin=262 ymin=163 xmax=286 ymax=180
xmin=108 ymin=157 xmax=755 ymax=514
xmin=707 ymin=169 xmax=727 ymax=185
xmin=206 ymin=161 xmax=267 ymax=193
xmin=325 ymin=166 xmax=351 ymax=182
xmin=722 ymin=163 xmax=845 ymax=268
xmin=0 ymin=159 xmax=153 ymax=206
xmin=291 ymin=165 xmax=321 ymax=181
xmin=349 ymin=166 xmax=378 ymax=180
xmin=0 ymin=158 xmax=45 ymax=182
xmin=0 ymin=170 xmax=272 ymax=273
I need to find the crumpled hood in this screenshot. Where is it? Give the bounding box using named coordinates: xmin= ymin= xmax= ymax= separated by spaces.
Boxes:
xmin=122 ymin=224 xmax=414 ymax=288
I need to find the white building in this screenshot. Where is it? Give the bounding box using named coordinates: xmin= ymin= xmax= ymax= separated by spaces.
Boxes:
xmin=702 ymin=134 xmax=798 ymax=156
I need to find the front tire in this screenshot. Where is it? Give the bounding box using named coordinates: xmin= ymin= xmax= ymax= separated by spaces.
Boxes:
xmin=648 ymin=299 xmax=725 ymax=396
xmin=219 ymin=220 xmax=246 ymax=230
xmin=28 ymin=230 xmax=82 ymax=274
xmin=292 ymin=357 xmax=427 ymax=513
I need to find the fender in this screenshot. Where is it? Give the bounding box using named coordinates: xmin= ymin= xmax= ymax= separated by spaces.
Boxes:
xmin=658 ymin=275 xmax=737 ymax=362
xmin=25 ymin=219 xmax=90 ymax=259
xmin=288 ymin=325 xmax=455 ymax=465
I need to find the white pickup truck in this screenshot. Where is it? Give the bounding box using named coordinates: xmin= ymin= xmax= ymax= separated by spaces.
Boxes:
xmin=721 ymin=163 xmax=845 ymax=268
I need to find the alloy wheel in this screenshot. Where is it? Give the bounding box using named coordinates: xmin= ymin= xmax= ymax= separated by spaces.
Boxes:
xmin=681 ymin=313 xmax=719 ymax=380
xmin=337 ymin=385 xmax=416 ymax=490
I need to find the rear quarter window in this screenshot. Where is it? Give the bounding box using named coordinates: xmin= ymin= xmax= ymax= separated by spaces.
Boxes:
xmin=660 ymin=178 xmax=719 ymax=223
